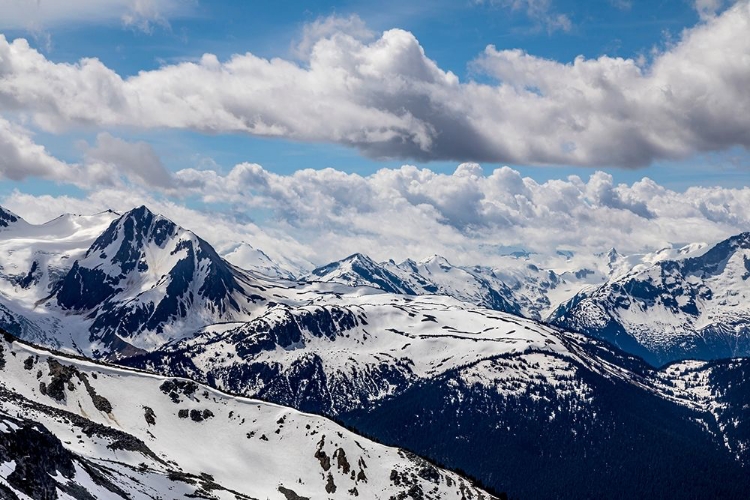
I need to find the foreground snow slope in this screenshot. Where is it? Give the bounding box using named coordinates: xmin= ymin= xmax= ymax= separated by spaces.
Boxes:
xmin=0 ymin=332 xmax=495 ymax=500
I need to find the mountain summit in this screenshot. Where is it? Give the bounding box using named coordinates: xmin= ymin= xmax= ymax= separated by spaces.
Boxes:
xmin=51 ymin=206 xmax=261 ymax=355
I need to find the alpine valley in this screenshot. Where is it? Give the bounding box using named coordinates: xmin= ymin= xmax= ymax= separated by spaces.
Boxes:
xmin=2 ymin=205 xmax=750 ymax=499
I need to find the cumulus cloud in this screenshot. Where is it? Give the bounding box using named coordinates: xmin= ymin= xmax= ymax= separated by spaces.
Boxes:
xmin=161 ymin=161 xmax=750 ymax=266
xmin=293 ymin=14 xmax=374 ymax=59
xmin=0 ymin=0 xmax=192 ymax=32
xmin=3 ymin=117 xmax=746 ymax=266
xmin=0 ymin=117 xmax=176 ymax=189
xmin=4 ymin=159 xmax=750 ymax=269
xmin=2 ymin=3 xmax=750 ymax=167
xmin=1 ymin=115 xmax=749 ymax=268
xmin=0 ymin=1 xmax=750 ymax=167
xmin=84 ymin=133 xmax=174 ymax=188
xmin=0 ymin=117 xmax=72 ymax=181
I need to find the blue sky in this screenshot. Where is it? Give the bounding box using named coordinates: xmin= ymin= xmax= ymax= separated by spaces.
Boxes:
xmin=0 ymin=0 xmax=746 ymax=193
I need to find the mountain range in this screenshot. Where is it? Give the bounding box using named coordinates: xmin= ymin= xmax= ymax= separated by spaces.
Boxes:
xmin=1 ymin=204 xmax=750 ymax=499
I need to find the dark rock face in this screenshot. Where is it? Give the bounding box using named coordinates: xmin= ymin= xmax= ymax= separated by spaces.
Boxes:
xmin=143 ymin=406 xmax=156 ymax=426
xmin=0 ymin=208 xmax=19 ymax=228
xmin=44 ymin=359 xmax=78 ymax=402
xmin=78 ymin=373 xmax=112 ymax=413
xmin=56 ymin=262 xmax=117 ymax=312
xmin=17 ymin=261 xmax=41 ymax=289
xmin=0 ymin=418 xmax=76 ymax=500
xmin=159 ymin=379 xmax=198 ymax=403
xmin=230 ymin=306 xmax=358 ymax=358
xmin=120 ymin=306 xmax=416 ymax=415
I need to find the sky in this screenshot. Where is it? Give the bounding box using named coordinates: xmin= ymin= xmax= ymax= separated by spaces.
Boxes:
xmin=0 ymin=0 xmax=749 ymax=269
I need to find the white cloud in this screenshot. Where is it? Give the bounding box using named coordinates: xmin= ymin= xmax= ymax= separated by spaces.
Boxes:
xmin=4 ymin=115 xmax=747 ymax=268
xmin=694 ymin=0 xmax=725 ymax=19
xmin=0 ymin=0 xmax=192 ymax=32
xmin=610 ymin=0 xmax=632 ymax=11
xmin=84 ymin=133 xmax=174 ymax=188
xmin=2 ymin=4 xmax=750 ymax=168
xmin=293 ymin=14 xmax=374 ymax=59
xmin=2 ymin=113 xmax=748 ymax=267
xmin=0 ymin=117 xmax=176 ymax=189
xmin=154 ymin=160 xmax=750 ymax=266
xmin=474 ymin=0 xmax=573 ymax=33
xmin=0 ymin=116 xmax=71 ymax=181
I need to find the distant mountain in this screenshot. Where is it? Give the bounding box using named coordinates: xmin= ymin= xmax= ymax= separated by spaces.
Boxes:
xmin=0 ymin=331 xmax=495 ymax=500
xmin=0 ymin=210 xmax=119 ymax=297
xmin=223 ymin=242 xmax=301 ymax=280
xmin=310 ymin=252 xmax=611 ymax=319
xmin=552 ymin=232 xmax=750 ymax=365
xmin=0 ymin=209 xmax=121 ymax=349
xmin=311 ymin=253 xmax=435 ymax=295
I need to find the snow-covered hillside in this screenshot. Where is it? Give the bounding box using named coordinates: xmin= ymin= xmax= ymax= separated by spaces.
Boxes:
xmin=120 ymin=291 xmax=750 ymax=498
xmin=552 ymin=232 xmax=750 ymax=365
xmin=2 ymin=204 xmax=750 ymax=498
xmin=124 ymin=293 xmax=591 ymax=415
xmin=0 ymin=332 xmax=496 ymax=500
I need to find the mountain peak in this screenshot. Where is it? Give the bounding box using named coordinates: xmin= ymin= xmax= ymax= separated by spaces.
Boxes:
xmin=53 ymin=206 xmax=248 ymax=352
xmin=344 ymin=252 xmax=376 ymax=265
xmin=88 ymin=206 xmax=178 ymax=259
xmin=420 ymin=254 xmax=452 ymax=267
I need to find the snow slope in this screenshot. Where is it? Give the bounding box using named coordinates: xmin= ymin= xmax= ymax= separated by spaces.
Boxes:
xmin=0 ymin=332 xmax=495 ymax=500
xmin=124 ymin=290 xmax=668 ymax=416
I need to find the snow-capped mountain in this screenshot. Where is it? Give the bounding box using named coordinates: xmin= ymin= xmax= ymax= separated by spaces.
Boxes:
xmin=552 ymin=232 xmax=750 ymax=365
xmin=311 ymin=253 xmax=439 ymax=294
xmin=0 ymin=209 xmax=121 ymax=349
xmin=309 ymin=252 xmax=610 ymax=319
xmin=0 ymin=331 xmax=494 ymax=500
xmin=310 ymin=245 xmax=714 ymax=323
xmin=0 ymin=210 xmax=119 ymax=301
xmin=46 ymin=206 xmax=274 ymax=355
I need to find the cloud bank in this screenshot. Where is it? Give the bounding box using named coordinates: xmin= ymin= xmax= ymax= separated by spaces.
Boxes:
xmin=0 ymin=2 xmax=750 ymax=167
xmin=3 ymin=153 xmax=749 ymax=269
xmin=0 ymin=0 xmax=192 ymax=32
